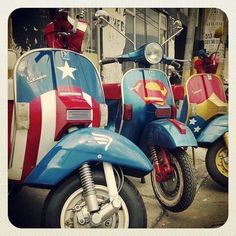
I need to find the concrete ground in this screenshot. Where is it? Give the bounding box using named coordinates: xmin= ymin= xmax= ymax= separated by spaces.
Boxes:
xmin=8 ymin=148 xmax=228 ymax=229
xmin=132 ymin=148 xmax=228 ymax=228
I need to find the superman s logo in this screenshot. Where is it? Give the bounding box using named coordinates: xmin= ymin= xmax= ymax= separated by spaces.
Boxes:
xmin=132 ymin=80 xmax=168 ymax=105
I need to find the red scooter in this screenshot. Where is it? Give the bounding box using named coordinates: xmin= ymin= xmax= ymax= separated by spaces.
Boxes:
xmin=171 ymin=27 xmax=228 ymax=188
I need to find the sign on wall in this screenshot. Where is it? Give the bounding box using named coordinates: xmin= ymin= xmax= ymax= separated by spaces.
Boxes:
xmin=102 ymin=8 xmax=126 ymax=83
xmin=203 ymin=9 xmax=224 ymax=61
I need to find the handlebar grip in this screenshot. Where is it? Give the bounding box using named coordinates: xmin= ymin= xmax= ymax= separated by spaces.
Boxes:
xmin=100 ymin=57 xmax=118 ymax=65
xmin=170 ymin=61 xmax=181 ymax=69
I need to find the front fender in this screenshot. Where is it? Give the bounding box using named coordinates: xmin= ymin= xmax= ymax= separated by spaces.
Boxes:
xmin=25 ymin=128 xmax=152 ymax=186
xmin=140 ymin=119 xmax=197 ymax=151
xmin=197 ymin=115 xmax=228 ymax=144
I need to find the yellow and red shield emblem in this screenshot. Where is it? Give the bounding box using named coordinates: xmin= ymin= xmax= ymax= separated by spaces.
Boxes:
xmin=132 ymin=80 xmax=168 ymax=105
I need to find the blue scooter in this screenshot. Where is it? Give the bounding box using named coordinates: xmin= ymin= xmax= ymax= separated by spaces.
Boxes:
xmin=8 ymin=39 xmax=153 ymax=228
xmin=95 ymin=11 xmax=197 ymax=212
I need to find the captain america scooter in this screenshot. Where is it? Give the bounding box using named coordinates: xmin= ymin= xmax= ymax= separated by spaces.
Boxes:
xmin=8 ymin=9 xmax=153 ymax=228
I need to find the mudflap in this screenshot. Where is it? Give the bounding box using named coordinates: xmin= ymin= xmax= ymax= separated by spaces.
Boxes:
xmin=24 ymin=127 xmax=153 ymax=186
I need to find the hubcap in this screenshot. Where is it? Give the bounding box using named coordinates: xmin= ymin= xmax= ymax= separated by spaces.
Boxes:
xmin=215 ymin=146 xmax=228 ymax=177
xmin=60 ymin=185 xmax=129 ymax=228
xmin=151 ymin=157 xmax=183 ymax=207
xmin=161 ymin=171 xmax=178 ymax=192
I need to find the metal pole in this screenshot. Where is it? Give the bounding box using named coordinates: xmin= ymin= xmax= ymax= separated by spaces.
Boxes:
xmin=182 ymin=9 xmax=198 ymax=84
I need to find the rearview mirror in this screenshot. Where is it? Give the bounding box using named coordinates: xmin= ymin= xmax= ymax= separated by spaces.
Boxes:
xmin=94 ymin=10 xmax=110 ymax=28
xmin=173 ymin=20 xmax=183 ymax=36
xmin=161 ymin=20 xmax=183 ymax=46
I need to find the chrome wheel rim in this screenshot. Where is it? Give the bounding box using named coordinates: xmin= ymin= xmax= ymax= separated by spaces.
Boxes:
xmin=215 ymin=146 xmax=228 ymax=178
xmin=60 ymin=185 xmax=129 ymax=228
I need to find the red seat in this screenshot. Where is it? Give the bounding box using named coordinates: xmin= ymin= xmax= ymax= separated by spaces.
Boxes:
xmin=103 ymin=83 xmax=121 ymax=100
xmin=171 ymin=84 xmax=184 ymax=100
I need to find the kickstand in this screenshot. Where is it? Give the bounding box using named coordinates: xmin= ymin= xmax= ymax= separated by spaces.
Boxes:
xmin=141 ymin=176 xmax=146 ymax=183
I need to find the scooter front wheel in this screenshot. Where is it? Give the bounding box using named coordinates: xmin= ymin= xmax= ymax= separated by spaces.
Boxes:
xmin=151 ymin=147 xmax=197 ymax=212
xmin=206 ymin=138 xmax=228 ymax=188
xmin=41 ymin=171 xmax=147 ymax=228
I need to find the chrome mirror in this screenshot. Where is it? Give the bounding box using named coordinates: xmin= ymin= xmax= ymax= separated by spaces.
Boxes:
xmin=94 ymin=10 xmax=110 ymax=28
xmin=161 ymin=20 xmax=183 ymax=46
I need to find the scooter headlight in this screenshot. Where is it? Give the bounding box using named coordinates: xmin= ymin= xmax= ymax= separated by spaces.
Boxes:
xmin=144 ymin=43 xmax=163 ymax=65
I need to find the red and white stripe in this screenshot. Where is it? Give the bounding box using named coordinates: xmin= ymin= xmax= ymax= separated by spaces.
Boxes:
xmin=8 ymin=89 xmax=100 ymax=181
xmin=9 ymin=90 xmax=57 ymax=181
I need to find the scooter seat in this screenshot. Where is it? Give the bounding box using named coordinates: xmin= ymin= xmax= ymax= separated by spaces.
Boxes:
xmin=103 ymin=83 xmax=121 ymax=100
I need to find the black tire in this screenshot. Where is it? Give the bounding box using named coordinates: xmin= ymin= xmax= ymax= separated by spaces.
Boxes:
xmin=206 ymin=139 xmax=228 ymax=188
xmin=151 ymin=147 xmax=197 ymax=212
xmin=41 ymin=171 xmax=147 ymax=228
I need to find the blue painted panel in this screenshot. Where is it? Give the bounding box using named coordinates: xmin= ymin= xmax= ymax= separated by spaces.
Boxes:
xmin=197 ymin=115 xmax=228 ymax=143
xmin=53 ymin=50 xmax=105 ymax=103
xmin=16 ymin=50 xmax=54 ymax=102
xmin=15 ymin=49 xmax=105 ymax=103
xmin=24 ymin=127 xmax=153 ymax=186
xmin=139 ymin=119 xmax=197 ymax=151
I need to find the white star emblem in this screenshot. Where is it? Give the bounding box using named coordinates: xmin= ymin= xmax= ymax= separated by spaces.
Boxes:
xmin=189 ymin=118 xmax=197 ymax=125
xmin=57 ymin=61 xmax=76 ymax=80
xmin=194 ymin=126 xmax=201 ymax=133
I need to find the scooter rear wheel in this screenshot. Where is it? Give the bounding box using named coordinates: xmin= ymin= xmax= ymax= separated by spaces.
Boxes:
xmin=151 ymin=147 xmax=197 ymax=212
xmin=41 ymin=170 xmax=147 ymax=228
xmin=206 ymin=139 xmax=228 ymax=188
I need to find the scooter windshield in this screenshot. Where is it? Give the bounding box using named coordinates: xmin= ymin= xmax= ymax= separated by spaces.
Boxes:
xmin=15 ymin=49 xmax=104 ymax=104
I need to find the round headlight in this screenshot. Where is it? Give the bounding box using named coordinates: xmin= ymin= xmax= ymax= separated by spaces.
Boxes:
xmin=144 ymin=42 xmax=163 ymax=65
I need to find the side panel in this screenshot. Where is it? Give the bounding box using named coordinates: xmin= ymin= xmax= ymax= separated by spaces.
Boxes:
xmin=197 ymin=115 xmax=228 ymax=144
xmin=24 ymin=128 xmax=153 ymax=186
xmin=139 ymin=120 xmax=197 ymax=151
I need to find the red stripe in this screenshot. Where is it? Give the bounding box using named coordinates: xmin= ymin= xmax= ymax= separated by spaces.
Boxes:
xmin=21 ymin=97 xmax=42 ymax=180
xmin=92 ymin=97 xmax=100 ymax=127
xmin=8 ymin=101 xmax=14 ymax=166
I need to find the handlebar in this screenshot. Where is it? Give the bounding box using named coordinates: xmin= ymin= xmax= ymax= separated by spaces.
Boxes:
xmin=99 ymin=57 xmax=123 ymax=65
xmin=99 ymin=57 xmax=119 ymax=65
xmin=170 ymin=61 xmax=181 ymax=69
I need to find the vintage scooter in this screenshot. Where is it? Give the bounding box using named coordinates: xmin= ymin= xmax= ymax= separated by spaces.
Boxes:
xmin=8 ymin=10 xmax=154 ymax=228
xmin=95 ymin=11 xmax=197 ymax=212
xmin=172 ymin=27 xmax=228 ymax=187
